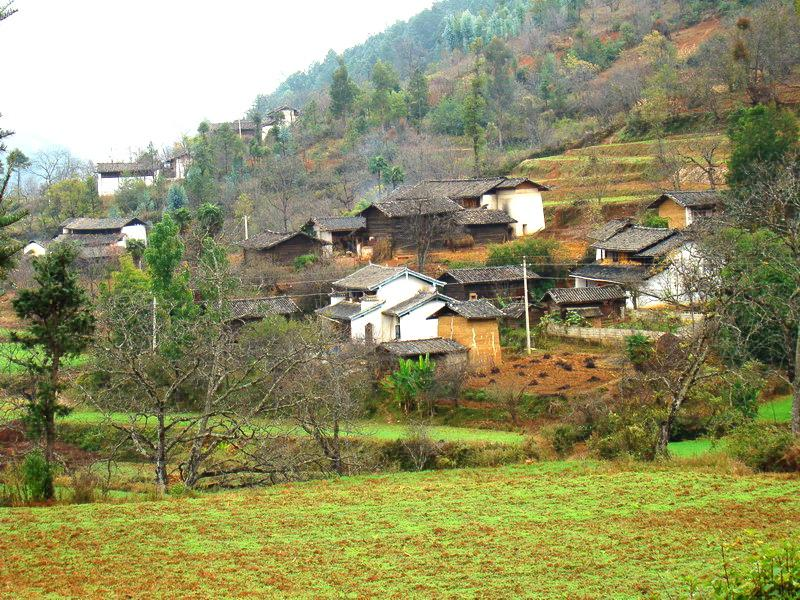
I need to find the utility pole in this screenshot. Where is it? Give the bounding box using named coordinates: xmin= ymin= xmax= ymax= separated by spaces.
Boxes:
xmin=243 ymin=215 xmax=249 ymax=240
xmin=523 ymin=256 xmax=532 ymax=354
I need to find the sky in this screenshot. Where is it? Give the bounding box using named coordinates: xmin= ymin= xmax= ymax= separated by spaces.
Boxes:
xmin=1 ymin=0 xmax=435 ymax=162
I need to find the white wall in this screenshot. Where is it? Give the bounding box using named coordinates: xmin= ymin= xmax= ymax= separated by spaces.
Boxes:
xmin=375 ymin=275 xmax=438 ymax=309
xmin=482 ymin=187 xmax=546 ymax=237
xmin=98 ymin=174 xmax=155 ymax=197
xmin=23 ymin=242 xmax=46 ymax=256
xmin=120 ymin=223 xmax=148 ymax=245
xmin=398 ymin=299 xmax=446 ymax=341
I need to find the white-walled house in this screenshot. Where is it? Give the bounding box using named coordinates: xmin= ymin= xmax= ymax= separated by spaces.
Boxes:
xmin=262 ymin=106 xmax=301 ymax=137
xmin=22 ymin=241 xmax=48 ymax=256
xmin=96 ymin=162 xmax=159 ymax=197
xmin=570 ymin=223 xmax=702 ymax=309
xmin=60 ymin=217 xmax=148 ymax=246
xmin=316 ymin=264 xmax=450 ymax=343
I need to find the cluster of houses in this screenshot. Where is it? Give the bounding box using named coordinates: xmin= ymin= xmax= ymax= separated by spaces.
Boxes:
xmin=23 ymin=217 xmax=149 ymax=262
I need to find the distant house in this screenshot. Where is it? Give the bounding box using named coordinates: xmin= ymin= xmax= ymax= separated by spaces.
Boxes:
xmin=227 ymin=296 xmax=301 ymax=326
xmin=570 ymin=222 xmax=700 ymax=308
xmin=647 ymin=191 xmax=722 ymax=229
xmin=376 ymin=338 xmax=468 ymax=371
xmin=96 ymin=162 xmax=159 ymax=196
xmin=209 ymin=119 xmax=262 ymax=142
xmin=382 ymin=177 xmax=549 ymax=238
xmin=239 ymin=231 xmax=328 ymax=267
xmin=316 ymin=264 xmax=447 ymax=343
xmin=453 ymin=209 xmax=516 ymax=244
xmin=33 ymin=217 xmax=150 ymax=264
xmin=439 ymin=265 xmax=539 ymax=301
xmin=211 ymin=107 xmax=300 ymax=143
xmin=22 ymin=241 xmax=48 ymax=257
xmin=431 ymin=299 xmax=505 ymax=368
xmin=541 ymin=285 xmax=627 ymax=325
xmin=262 ymin=106 xmax=300 ymax=137
xmin=358 ymin=197 xmax=463 ymax=251
xmin=163 ymin=149 xmax=191 ymax=180
xmin=304 ymin=216 xmax=365 ymax=254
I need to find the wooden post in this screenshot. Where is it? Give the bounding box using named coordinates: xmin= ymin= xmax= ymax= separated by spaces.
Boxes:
xmin=523 ymin=256 xmax=532 ymax=354
xmin=244 ymin=215 xmax=249 ymax=241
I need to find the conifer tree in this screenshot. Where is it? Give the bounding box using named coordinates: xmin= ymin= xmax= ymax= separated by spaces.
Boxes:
xmin=330 ymin=57 xmax=358 ymax=123
xmin=407 ymin=66 xmax=430 ymax=130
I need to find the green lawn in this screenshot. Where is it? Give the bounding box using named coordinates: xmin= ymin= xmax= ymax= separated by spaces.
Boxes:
xmin=758 ymin=395 xmax=793 ymax=424
xmin=0 ymin=341 xmax=89 ymax=374
xmin=668 ymin=438 xmax=719 ymax=458
xmin=1 ymin=462 xmax=797 ymax=598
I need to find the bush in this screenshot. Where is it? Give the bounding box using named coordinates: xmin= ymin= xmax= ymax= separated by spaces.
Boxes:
xmin=486 ymin=237 xmax=560 ymax=268
xmin=70 ymin=469 xmax=99 ymax=504
xmin=587 ymin=406 xmax=661 ymax=461
xmin=625 ymin=334 xmax=654 ymax=368
xmin=293 ymin=254 xmax=318 ymax=270
xmin=727 ymin=423 xmax=797 ymax=472
xmin=709 ymin=542 xmax=800 ymax=599
xmin=22 ymin=451 xmax=54 ymax=503
xmin=640 ymin=211 xmax=669 ymax=228
xmin=544 ymin=424 xmax=587 ymax=457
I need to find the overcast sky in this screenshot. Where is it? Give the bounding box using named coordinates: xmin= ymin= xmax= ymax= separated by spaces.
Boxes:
xmin=1 ymin=0 xmax=435 ymax=162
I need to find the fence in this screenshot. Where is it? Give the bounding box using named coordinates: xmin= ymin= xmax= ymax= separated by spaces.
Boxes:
xmin=545 ymin=324 xmax=665 ymax=347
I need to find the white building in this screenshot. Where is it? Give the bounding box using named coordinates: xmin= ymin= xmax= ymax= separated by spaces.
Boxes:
xmin=316 ymin=264 xmax=450 ymax=343
xmin=262 ymin=106 xmax=301 ymax=137
xmin=96 ymin=162 xmax=159 ymax=197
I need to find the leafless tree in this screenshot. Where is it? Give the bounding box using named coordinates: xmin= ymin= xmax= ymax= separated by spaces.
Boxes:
xmin=649 ymin=136 xmax=683 ymax=190
xmin=398 ymin=200 xmax=462 ymax=273
xmin=677 ymin=137 xmax=725 ymax=190
xmin=28 ymin=148 xmax=90 ymax=190
xmin=258 ymin=152 xmax=307 ymax=232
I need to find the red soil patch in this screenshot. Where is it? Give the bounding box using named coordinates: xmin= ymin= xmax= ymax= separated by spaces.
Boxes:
xmin=0 ymin=421 xmax=96 ymax=467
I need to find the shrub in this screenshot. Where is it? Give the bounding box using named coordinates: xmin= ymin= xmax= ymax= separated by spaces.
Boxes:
xmin=70 ymin=469 xmax=99 ymax=504
xmin=293 ymin=254 xmax=317 ymax=270
xmin=625 ymin=334 xmax=654 ymax=368
xmin=587 ymin=406 xmax=661 ymax=461
xmin=22 ymin=451 xmax=54 ymax=503
xmin=709 ymin=542 xmax=800 ymax=599
xmin=486 ymin=237 xmax=560 ymax=268
xmin=640 ymin=211 xmax=669 ymax=228
xmin=727 ymin=423 xmax=796 ymax=472
xmin=545 ymin=424 xmax=585 ymax=457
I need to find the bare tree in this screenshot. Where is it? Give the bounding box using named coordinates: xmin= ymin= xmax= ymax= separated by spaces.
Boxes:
xmin=28 ymin=148 xmax=90 ymax=190
xmin=649 ymin=136 xmax=683 ymax=190
xmin=398 ymin=200 xmax=462 ymax=273
xmin=258 ymin=152 xmax=307 ymax=232
xmin=677 ymin=137 xmax=725 ymax=190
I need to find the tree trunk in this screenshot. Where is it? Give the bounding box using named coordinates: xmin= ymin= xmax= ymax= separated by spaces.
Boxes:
xmin=655 ymin=417 xmax=672 ymax=457
xmin=155 ymin=409 xmax=168 ymax=495
xmin=793 ymin=322 xmax=800 ymax=436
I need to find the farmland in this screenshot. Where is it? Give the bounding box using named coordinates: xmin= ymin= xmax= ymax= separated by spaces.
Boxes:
xmin=1 ymin=461 xmax=798 ymax=598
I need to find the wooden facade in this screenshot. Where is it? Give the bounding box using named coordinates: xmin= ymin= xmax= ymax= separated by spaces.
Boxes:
xmin=463 ymin=223 xmax=512 ymax=245
xmin=242 ymin=235 xmax=324 ymax=267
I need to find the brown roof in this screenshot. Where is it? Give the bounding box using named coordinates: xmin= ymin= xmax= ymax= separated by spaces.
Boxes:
xmin=311 ymin=216 xmax=366 ymax=232
xmin=543 ymin=285 xmax=627 ymax=306
xmin=441 ymin=265 xmax=538 ymax=285
xmin=96 ymin=162 xmax=157 ymax=175
xmin=53 ymin=233 xmax=123 ymax=247
xmin=367 ymin=197 xmax=463 ymax=218
xmin=378 ymin=338 xmax=467 ymax=357
xmin=594 ymin=227 xmax=678 ymax=253
xmin=650 ymin=191 xmax=722 ymax=210
xmin=588 ymin=219 xmax=634 ymax=242
xmin=229 ymin=297 xmax=300 ymax=320
xmin=239 ymin=230 xmax=324 ymax=251
xmin=454 ymin=209 xmax=516 ymax=225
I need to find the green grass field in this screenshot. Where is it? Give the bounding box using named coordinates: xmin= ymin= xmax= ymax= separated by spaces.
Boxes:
xmin=758 ymin=395 xmax=793 ymax=424
xmin=0 ymin=341 xmax=88 ymax=374
xmin=1 ymin=462 xmax=798 ymax=598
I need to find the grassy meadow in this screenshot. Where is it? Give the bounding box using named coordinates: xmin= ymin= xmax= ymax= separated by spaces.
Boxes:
xmin=1 ymin=461 xmax=798 ymax=598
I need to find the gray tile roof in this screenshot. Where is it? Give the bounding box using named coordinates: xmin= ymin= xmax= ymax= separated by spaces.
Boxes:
xmin=500 ymin=301 xmax=529 ymax=319
xmin=229 ymin=297 xmax=300 ymax=320
xmin=239 ymin=230 xmax=324 ymax=250
xmin=454 ymin=209 xmax=516 ymax=225
xmin=369 ymin=197 xmax=463 ymax=218
xmin=315 ymin=301 xmax=364 ymax=322
xmin=333 ymin=264 xmax=441 ymax=292
xmin=544 ymin=285 xmax=627 ymax=306
xmin=53 ymin=233 xmax=123 ymax=247
xmin=443 ymin=299 xmax=505 ymax=319
xmin=570 ymin=264 xmax=650 ymax=285
xmin=594 ymin=226 xmax=677 ymax=253
xmin=588 ymin=219 xmax=634 ymax=242
xmin=378 ymin=338 xmax=467 ymax=357
xmin=383 ymin=292 xmax=445 ymax=317
xmin=96 ymin=162 xmax=158 ymax=175
xmin=61 ymin=217 xmax=144 ymax=231
xmin=311 ymin=216 xmax=366 ymax=232
xmin=441 ymin=265 xmax=538 ymax=284
xmin=633 ymin=232 xmax=686 ymax=258
xmin=651 ymin=190 xmax=722 ymax=209
xmin=385 ymin=178 xmax=549 ymax=201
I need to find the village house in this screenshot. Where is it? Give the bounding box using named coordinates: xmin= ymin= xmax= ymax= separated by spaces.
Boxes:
xmin=316 ymin=264 xmax=448 ymax=343
xmin=96 ymin=161 xmax=159 ymax=196
xmin=304 ymin=216 xmax=365 ymax=254
xmin=380 ymin=177 xmax=549 ymax=238
xmin=453 ymin=209 xmax=517 ymax=245
xmin=227 ymin=296 xmax=301 ymax=329
xmin=431 ymin=299 xmax=505 ymax=368
xmin=647 ymin=191 xmax=722 ymax=229
xmin=439 ymin=265 xmax=540 ymax=301
xmin=570 ymin=222 xmax=700 ymax=308
xmin=162 ymin=149 xmax=191 ymax=180
xmin=541 ymin=285 xmax=627 ymax=326
xmin=238 ymin=230 xmax=328 ymax=267
xmin=261 ymin=106 xmax=301 ymax=137
xmin=358 ymin=197 xmax=463 ymax=252
xmin=376 ymin=338 xmax=468 ymax=371
xmin=211 ymin=107 xmax=300 ymax=143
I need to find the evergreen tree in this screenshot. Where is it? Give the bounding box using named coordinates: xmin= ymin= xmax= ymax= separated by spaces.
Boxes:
xmin=371 ymin=60 xmax=400 ymax=127
xmin=463 ymin=60 xmax=488 ymax=176
xmin=0 ymin=149 xmax=28 ymax=280
xmin=407 ymin=66 xmax=430 ymax=130
xmin=166 ymin=183 xmax=188 ymax=212
xmin=11 ymin=244 xmax=94 ymax=497
xmin=330 ymin=57 xmax=358 ymax=123
xmin=196 ymin=202 xmax=224 ymax=238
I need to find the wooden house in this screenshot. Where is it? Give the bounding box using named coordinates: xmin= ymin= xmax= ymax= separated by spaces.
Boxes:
xmin=304 ymin=216 xmax=365 ymax=254
xmin=227 ymin=296 xmax=301 ymax=330
xmin=432 ymin=300 xmax=505 ymax=368
xmin=239 ymin=230 xmax=328 ymax=267
xmin=376 ymin=338 xmax=468 ymax=371
xmin=439 ymin=265 xmax=540 ymax=301
xmin=358 ymin=197 xmax=463 ymax=251
xmin=541 ymin=285 xmax=627 ymax=325
xmin=647 ymin=191 xmax=722 ymax=229
xmin=453 ymin=209 xmax=516 ymax=244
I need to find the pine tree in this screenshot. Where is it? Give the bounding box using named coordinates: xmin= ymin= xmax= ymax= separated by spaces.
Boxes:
xmin=330 ymin=57 xmax=358 ymax=123
xmin=407 ymin=66 xmax=430 ymax=130
xmin=0 ymin=149 xmax=28 ymax=280
xmin=11 ymin=244 xmax=95 ymax=498
xmin=463 ymin=60 xmax=487 ymax=176
xmin=166 ymin=183 xmax=188 ymax=212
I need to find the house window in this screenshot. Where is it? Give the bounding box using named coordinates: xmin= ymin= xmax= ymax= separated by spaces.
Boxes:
xmin=469 ymin=293 xmax=478 ymax=301
xmin=395 ymin=323 xmax=401 ymax=340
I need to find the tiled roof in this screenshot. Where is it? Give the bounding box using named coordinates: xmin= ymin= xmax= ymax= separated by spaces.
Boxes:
xmin=333 ymin=264 xmax=441 ymax=292
xmin=96 ymin=162 xmax=157 ymax=175
xmin=378 ymin=338 xmax=467 ymax=357
xmin=383 ymin=292 xmax=445 ymax=317
xmin=75 ymin=245 xmax=124 ymax=260
xmin=454 ymin=209 xmax=516 ymax=225
xmin=312 ymin=216 xmax=366 ymax=232
xmin=443 ymin=299 xmax=505 ymax=319
xmin=570 ymin=264 xmax=650 ymax=285
xmin=651 ymin=190 xmax=722 ymax=209
xmin=62 ymin=217 xmax=144 ymax=231
xmin=229 ymin=297 xmax=300 ymax=320
xmin=588 ymin=219 xmax=634 ymax=242
xmin=594 ymin=226 xmax=677 ymax=253
xmin=209 ymin=120 xmax=259 ymax=132
xmin=500 ymin=301 xmax=529 ymax=319
xmin=315 ymin=301 xmax=364 ymax=322
xmin=441 ymin=265 xmax=538 ymax=284
xmin=385 ymin=178 xmax=549 ymax=201
xmin=239 ymin=230 xmax=323 ymax=250
xmin=633 ymin=232 xmax=687 ymax=258
xmin=369 ymin=197 xmax=463 ymax=218
xmin=544 ymin=285 xmax=627 ymax=306
xmin=53 ymin=233 xmax=123 ymax=247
